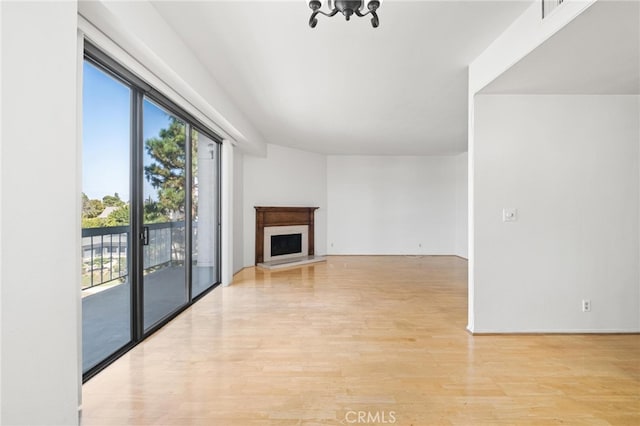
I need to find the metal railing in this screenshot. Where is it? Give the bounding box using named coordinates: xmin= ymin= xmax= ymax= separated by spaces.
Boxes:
xmin=143 ymin=221 xmax=186 ymax=271
xmin=82 ymin=225 xmax=128 ymax=290
xmin=82 ymin=221 xmax=185 ymax=290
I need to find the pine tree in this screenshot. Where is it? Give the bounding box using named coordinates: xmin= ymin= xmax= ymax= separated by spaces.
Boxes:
xmin=143 ymin=118 xmax=197 ymax=220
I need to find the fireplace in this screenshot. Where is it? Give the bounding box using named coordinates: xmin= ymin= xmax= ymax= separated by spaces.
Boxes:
xmin=263 ymin=225 xmax=309 ymax=262
xmin=255 ymin=207 xmax=318 ymax=265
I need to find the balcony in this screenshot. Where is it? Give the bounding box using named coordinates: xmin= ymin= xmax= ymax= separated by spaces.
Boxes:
xmin=82 ymin=222 xmax=215 ymax=372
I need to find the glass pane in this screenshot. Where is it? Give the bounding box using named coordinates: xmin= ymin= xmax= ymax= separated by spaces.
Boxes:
xmin=192 ymin=129 xmax=219 ymax=297
xmin=81 ymin=61 xmax=132 ymax=373
xmin=143 ymin=98 xmax=188 ymax=330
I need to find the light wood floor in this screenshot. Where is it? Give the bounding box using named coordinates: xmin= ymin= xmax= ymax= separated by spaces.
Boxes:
xmin=82 ymin=256 xmax=640 ymax=425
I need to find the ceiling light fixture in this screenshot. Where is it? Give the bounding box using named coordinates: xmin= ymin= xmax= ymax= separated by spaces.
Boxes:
xmin=308 ymin=0 xmax=381 ymax=28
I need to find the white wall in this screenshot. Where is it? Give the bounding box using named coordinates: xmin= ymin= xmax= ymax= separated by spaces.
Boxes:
xmin=469 ymin=0 xmax=596 ymax=94
xmin=0 ymin=2 xmax=3 ymax=420
xmin=233 ymin=149 xmax=245 ymax=274
xmin=327 ymin=156 xmax=457 ymax=255
xmin=467 ymin=0 xmax=618 ymax=333
xmin=1 ymin=1 xmax=81 ymax=424
xmin=454 ymin=152 xmax=468 ymax=258
xmin=243 ymin=144 xmax=327 ymax=267
xmin=221 ymin=141 xmax=234 ymax=286
xmin=472 ymin=94 xmax=639 ymax=333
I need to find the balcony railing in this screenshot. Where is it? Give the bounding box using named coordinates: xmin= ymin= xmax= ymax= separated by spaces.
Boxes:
xmin=82 ymin=221 xmax=186 ymax=290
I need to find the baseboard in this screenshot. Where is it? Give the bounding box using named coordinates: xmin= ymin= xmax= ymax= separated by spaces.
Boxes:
xmin=233 ymin=266 xmax=247 ymax=276
xmin=468 ymin=328 xmax=640 ymax=335
xmin=324 ymin=253 xmax=467 ymax=258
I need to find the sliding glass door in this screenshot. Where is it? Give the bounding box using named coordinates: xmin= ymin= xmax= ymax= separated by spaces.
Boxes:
xmin=142 ymin=99 xmax=188 ymax=330
xmin=81 ymin=45 xmax=222 ymax=379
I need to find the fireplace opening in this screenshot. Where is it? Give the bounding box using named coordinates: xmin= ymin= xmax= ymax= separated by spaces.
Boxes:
xmin=271 ymin=233 xmax=302 ymax=257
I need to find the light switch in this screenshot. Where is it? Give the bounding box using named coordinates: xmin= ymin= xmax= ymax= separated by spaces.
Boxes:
xmin=503 ymin=208 xmax=517 ymax=222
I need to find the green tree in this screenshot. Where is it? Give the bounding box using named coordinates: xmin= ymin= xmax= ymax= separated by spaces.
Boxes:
xmin=102 ymin=192 xmax=124 ymax=208
xmin=82 ymin=217 xmax=106 ymax=228
xmin=143 ymin=199 xmax=167 ymax=223
xmin=105 ymin=204 xmax=129 ymax=226
xmin=143 ymin=118 xmax=197 ymax=219
xmin=82 ymin=193 xmax=104 ymax=219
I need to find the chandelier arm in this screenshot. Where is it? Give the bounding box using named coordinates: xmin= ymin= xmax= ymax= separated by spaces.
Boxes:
xmin=370 ymin=9 xmax=379 ymax=27
xmin=309 ymin=8 xmax=339 ymax=27
xmin=317 ymin=8 xmax=340 ymax=18
xmin=353 ymin=8 xmax=378 ymax=27
xmin=309 ymin=9 xmax=321 ymax=27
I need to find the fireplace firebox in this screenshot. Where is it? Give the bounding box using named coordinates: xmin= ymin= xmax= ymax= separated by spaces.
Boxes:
xmin=271 ymin=234 xmax=302 ymax=257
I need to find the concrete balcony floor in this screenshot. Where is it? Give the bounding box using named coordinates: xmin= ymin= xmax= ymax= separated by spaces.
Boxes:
xmin=82 ymin=265 xmax=216 ymax=372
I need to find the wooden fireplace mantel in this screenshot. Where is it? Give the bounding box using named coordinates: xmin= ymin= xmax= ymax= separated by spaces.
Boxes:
xmin=255 ymin=206 xmax=319 ymax=264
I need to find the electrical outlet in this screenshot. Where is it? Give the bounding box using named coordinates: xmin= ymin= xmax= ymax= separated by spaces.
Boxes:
xmin=582 ymin=299 xmax=591 ymax=312
xmin=503 ymin=208 xmax=518 ymax=222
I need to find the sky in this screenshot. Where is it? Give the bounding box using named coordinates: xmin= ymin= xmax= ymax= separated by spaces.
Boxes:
xmin=82 ymin=61 xmax=182 ymax=203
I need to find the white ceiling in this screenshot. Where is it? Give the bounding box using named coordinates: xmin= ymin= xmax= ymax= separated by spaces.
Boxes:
xmin=152 ymin=0 xmax=531 ymax=155
xmin=482 ymin=0 xmax=640 ymax=94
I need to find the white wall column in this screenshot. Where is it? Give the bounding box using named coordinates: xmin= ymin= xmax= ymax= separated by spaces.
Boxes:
xmin=1 ymin=1 xmax=81 ymax=423
xmin=467 ymin=0 xmax=603 ymax=334
xmin=221 ymin=140 xmax=234 ymax=286
xmin=467 ymin=92 xmax=476 ymax=333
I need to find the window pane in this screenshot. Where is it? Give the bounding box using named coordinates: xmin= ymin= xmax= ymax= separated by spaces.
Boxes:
xmin=192 ymin=129 xmax=219 ymax=297
xmin=142 ymin=98 xmax=188 ymax=330
xmin=81 ymin=60 xmax=132 ymax=373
